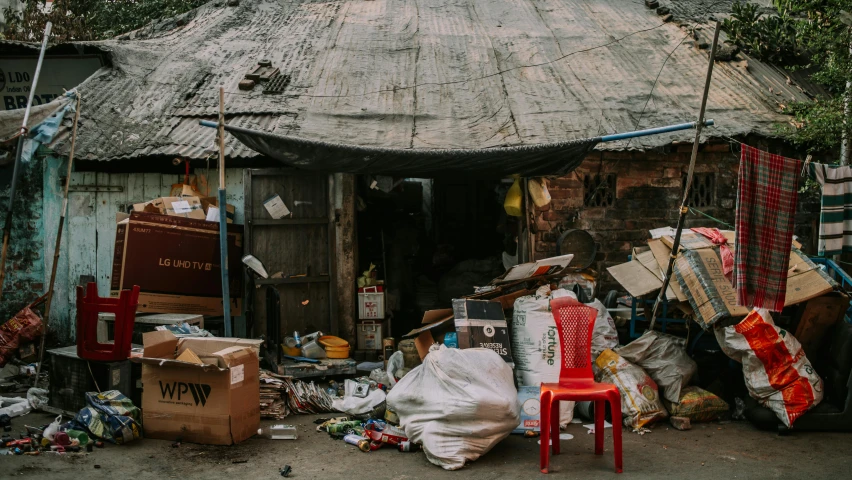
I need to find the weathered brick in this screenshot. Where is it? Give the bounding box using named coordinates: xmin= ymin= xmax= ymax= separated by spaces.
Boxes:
xmin=703 ymin=142 xmax=732 ymax=152
xmin=670 ymin=416 xmax=691 ymax=431
xmin=548 ymin=177 xmax=584 ymax=189
xmin=663 ymin=167 xmax=682 ymax=178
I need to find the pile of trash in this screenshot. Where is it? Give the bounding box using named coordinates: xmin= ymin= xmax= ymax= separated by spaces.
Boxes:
xmin=1 ymin=390 xmax=140 ymax=456
xmin=606 ymin=226 xmax=839 ymax=430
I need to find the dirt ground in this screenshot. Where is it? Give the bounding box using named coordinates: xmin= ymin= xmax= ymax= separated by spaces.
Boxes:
xmin=4 ymin=412 xmax=851 ymax=479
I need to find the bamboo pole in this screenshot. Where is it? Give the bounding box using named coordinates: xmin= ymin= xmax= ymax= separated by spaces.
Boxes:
xmin=649 ymin=21 xmax=722 ymax=331
xmin=0 ymin=22 xmax=52 ymax=302
xmin=218 ymin=87 xmax=232 ymax=336
xmin=33 ymin=93 xmax=82 ymax=386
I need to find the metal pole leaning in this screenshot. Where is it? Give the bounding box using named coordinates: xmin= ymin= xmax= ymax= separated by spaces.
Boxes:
xmin=649 ymin=21 xmax=722 ymax=331
xmin=218 ymin=87 xmax=232 ymax=336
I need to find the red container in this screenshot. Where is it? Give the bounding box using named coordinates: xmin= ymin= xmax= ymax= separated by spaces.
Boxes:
xmin=76 ymin=282 xmax=140 ymax=361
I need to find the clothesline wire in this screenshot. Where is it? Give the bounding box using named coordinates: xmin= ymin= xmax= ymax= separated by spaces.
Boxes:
xmin=688 ymin=207 xmax=734 ymax=229
xmin=583 ymin=28 xmax=694 ymax=204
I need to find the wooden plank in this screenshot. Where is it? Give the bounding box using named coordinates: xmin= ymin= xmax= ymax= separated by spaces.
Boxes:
xmin=142 ymin=173 xmax=162 ymax=200
xmin=94 ymin=172 xmax=113 ymax=296
xmin=244 ymin=168 xmax=254 ymax=337
xmin=42 ymin=156 xmax=72 ymax=342
xmin=249 ymin=172 xmax=332 ymax=339
xmin=333 ymin=173 xmax=357 ymax=344
xmin=68 ymin=172 xmax=98 ymax=328
xmin=126 ymin=174 xmax=146 ymax=205
xmin=327 ymin=175 xmax=338 ymax=340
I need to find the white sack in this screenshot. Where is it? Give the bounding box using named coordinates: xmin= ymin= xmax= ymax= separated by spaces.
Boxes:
xmin=715 ymin=308 xmax=823 ymax=427
xmin=332 ymin=379 xmax=386 ymax=417
xmin=0 ymin=396 xmax=31 ymax=418
xmin=387 ymin=345 xmax=520 ymax=470
xmin=616 ymin=330 xmax=697 ymax=404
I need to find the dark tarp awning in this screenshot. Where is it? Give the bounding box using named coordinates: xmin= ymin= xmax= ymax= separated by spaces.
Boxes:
xmin=220 ymin=123 xmax=599 ymax=177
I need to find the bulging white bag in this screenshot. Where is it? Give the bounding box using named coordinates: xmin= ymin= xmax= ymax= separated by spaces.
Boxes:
xmin=715 ymin=308 xmax=823 ymax=428
xmin=387 ymin=345 xmax=520 ymax=470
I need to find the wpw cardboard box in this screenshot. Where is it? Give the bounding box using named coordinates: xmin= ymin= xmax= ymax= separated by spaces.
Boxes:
xmin=131 ymin=331 xmax=261 ymax=445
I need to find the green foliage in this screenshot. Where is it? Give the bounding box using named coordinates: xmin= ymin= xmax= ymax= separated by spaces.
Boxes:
xmin=2 ymin=0 xmax=208 ymax=42
xmin=722 ymin=1 xmax=852 ymax=155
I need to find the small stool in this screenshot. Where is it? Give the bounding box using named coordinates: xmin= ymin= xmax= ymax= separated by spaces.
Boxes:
xmin=76 ymin=283 xmax=140 ymax=361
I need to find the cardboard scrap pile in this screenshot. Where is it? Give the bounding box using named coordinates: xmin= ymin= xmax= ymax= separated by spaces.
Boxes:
xmin=402 ymin=254 xmax=576 ymax=361
xmin=131 ymin=184 xmax=235 ymax=223
xmin=607 ymin=228 xmax=840 ymax=328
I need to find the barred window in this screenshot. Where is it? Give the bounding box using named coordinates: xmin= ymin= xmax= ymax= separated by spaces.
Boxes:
xmin=583 ymin=174 xmax=616 ymax=207
xmin=684 ymin=173 xmax=715 ymax=208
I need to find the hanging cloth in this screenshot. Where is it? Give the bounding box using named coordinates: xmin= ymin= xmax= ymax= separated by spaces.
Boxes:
xmin=808 ymin=163 xmax=852 ymax=256
xmin=691 ymin=227 xmax=734 ymax=280
xmin=734 ymin=145 xmax=801 ymax=312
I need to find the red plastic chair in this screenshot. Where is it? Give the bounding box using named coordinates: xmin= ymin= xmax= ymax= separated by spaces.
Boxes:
xmin=76 ymin=282 xmax=140 ymax=361
xmin=540 ymin=296 xmax=622 ymax=474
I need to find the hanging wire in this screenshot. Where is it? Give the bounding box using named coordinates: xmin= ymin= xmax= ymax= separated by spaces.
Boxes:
xmin=688 ymin=207 xmax=734 ymax=229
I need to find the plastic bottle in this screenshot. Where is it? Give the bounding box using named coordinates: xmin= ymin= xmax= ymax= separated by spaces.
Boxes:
xmin=52 ymin=432 xmax=71 ymax=446
xmin=343 ymin=434 xmax=370 ymax=452
xmin=43 ymin=415 xmax=62 ymax=442
xmin=66 ymin=429 xmax=89 ymax=446
xmin=293 ymin=331 xmax=302 ymax=348
xmin=256 ymin=424 xmax=297 ymax=440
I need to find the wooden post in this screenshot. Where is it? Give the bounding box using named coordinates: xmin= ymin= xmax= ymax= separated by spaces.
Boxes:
xmin=34 ymin=93 xmax=82 ymax=386
xmin=218 ymin=87 xmax=233 ymax=336
xmin=0 ymin=22 xmax=52 ymax=301
xmin=649 ymin=21 xmax=722 ymax=331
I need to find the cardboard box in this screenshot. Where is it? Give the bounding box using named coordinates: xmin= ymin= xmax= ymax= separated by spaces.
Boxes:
xmin=403 ymin=300 xmax=514 ymax=364
xmin=492 ymin=254 xmax=574 ymax=284
xmin=132 ymin=331 xmax=259 ymax=445
xmin=452 ymin=299 xmax=513 ymax=365
xmin=134 ymin=196 xmax=205 ymax=220
xmin=405 ymin=308 xmax=455 ymax=360
xmin=111 ymin=212 xmax=243 ymax=316
xmin=200 ymin=197 xmax=236 ymax=224
xmin=674 ymin=247 xmax=835 ymax=327
xmin=607 ymin=257 xmax=663 ymax=298
xmin=515 ymin=386 xmax=543 ymax=433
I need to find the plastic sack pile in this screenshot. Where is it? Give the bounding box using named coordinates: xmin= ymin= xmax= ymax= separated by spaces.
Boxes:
xmin=715 ymin=308 xmax=823 ymax=427
xmin=616 ymin=330 xmax=697 ymax=404
xmin=387 ymin=345 xmax=520 ymax=470
xmin=72 ymin=390 xmax=142 ymax=444
xmin=0 ymin=305 xmax=43 ymax=367
xmin=594 ymin=349 xmax=668 ymax=430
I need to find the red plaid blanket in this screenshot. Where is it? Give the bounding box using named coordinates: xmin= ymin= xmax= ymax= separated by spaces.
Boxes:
xmin=734 ymin=145 xmax=801 ymax=312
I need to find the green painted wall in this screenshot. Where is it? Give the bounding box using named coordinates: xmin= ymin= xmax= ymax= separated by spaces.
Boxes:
xmin=0 ymin=149 xmax=46 ymax=326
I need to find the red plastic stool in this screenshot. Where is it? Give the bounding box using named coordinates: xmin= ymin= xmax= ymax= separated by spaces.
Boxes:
xmin=76 ymin=282 xmax=140 ymax=361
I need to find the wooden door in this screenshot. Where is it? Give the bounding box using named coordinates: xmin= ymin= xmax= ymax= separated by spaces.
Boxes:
xmin=244 ymin=169 xmax=337 ymax=340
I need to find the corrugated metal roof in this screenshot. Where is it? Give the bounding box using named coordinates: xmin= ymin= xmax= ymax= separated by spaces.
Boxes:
xmin=1 ymin=0 xmax=819 ymax=161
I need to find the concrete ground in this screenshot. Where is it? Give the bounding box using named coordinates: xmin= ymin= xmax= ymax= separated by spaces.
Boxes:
xmin=4 ymin=412 xmax=851 ymax=479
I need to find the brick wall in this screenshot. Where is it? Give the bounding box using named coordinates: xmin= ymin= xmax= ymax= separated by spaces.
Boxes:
xmin=534 ymin=142 xmax=820 ymax=294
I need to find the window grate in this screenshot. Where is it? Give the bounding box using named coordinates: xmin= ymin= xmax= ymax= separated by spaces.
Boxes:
xmin=583 ymin=174 xmax=616 ymax=207
xmin=684 ymin=173 xmax=715 ymax=208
